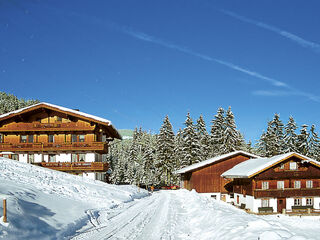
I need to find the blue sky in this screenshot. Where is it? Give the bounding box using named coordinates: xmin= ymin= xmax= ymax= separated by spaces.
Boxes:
xmin=1 ymin=0 xmax=320 ymax=143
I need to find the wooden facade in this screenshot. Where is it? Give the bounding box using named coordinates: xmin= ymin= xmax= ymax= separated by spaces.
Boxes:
xmin=0 ymin=103 xmax=121 ymax=179
xmin=180 ymin=152 xmax=257 ymax=193
xmin=225 ymin=154 xmax=320 ymax=213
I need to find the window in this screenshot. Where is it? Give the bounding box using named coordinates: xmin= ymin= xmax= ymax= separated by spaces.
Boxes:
xmin=71 ymin=134 xmax=77 ymax=143
xmin=48 ymin=154 xmax=56 ymax=162
xmin=294 ymin=198 xmax=301 ymax=206
xmin=262 ymin=181 xmax=269 ymax=190
xmin=277 ymin=181 xmax=284 ymax=189
xmin=294 ymin=181 xmax=301 ymax=189
xmin=261 ymin=199 xmax=269 ymax=207
xmin=306 ymin=198 xmax=313 ymax=206
xmin=28 ymin=135 xmax=34 ymax=143
xmin=79 ymin=153 xmax=85 ymax=161
xmin=279 ymin=163 xmax=285 ymax=169
xmin=0 ymin=134 xmax=3 ymax=143
xmin=306 ymin=180 xmax=313 ymax=188
xmin=71 ymin=153 xmax=86 ymax=162
xmin=12 ymin=154 xmax=19 ymax=161
xmin=290 ymin=162 xmax=297 ymax=170
xmin=20 ymin=135 xmax=27 ymax=143
xmin=48 ymin=135 xmax=54 ymax=143
xmin=56 ymin=116 xmax=62 ymax=122
xmin=2 ymin=154 xmax=9 ymax=158
xmin=28 ymin=154 xmax=34 ymax=163
xmin=79 ymin=135 xmax=85 ymax=142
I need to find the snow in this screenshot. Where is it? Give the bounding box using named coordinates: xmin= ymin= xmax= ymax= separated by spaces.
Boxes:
xmin=0 ymin=157 xmax=148 ymax=239
xmin=72 ymin=189 xmax=320 ymax=240
xmin=0 ymin=102 xmax=116 ymax=128
xmin=176 ymin=150 xmax=259 ymax=174
xmin=2 ymin=156 xmax=320 ymax=239
xmin=222 ymin=152 xmax=319 ymax=178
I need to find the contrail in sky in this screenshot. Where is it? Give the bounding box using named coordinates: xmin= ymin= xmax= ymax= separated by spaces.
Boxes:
xmin=116 ymin=25 xmax=319 ymax=102
xmin=220 ymin=9 xmax=320 ymax=53
xmin=119 ymin=25 xmax=287 ymax=88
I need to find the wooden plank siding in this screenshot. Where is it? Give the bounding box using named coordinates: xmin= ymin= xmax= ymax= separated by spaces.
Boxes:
xmin=183 ymin=155 xmax=251 ymax=193
xmin=230 ymin=155 xmax=320 ymax=198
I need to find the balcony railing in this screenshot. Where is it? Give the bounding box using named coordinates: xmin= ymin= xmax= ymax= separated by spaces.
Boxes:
xmin=254 ymin=188 xmax=320 ymax=198
xmin=0 ymin=122 xmax=94 ymax=132
xmin=0 ymin=142 xmax=108 ymax=153
xmin=33 ymin=161 xmax=109 ymax=172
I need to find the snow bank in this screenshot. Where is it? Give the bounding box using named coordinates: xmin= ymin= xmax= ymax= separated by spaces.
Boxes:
xmin=179 ymin=190 xmax=320 ymax=240
xmin=0 ymin=157 xmax=148 ymax=239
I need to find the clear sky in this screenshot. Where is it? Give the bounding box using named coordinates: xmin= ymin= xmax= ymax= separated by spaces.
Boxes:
xmin=1 ymin=0 xmax=320 ymax=143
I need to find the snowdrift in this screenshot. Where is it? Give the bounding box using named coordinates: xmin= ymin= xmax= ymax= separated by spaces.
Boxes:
xmin=0 ymin=157 xmax=148 ymax=239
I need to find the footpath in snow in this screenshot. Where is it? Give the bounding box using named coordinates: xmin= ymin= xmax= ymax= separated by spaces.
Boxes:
xmin=0 ymin=157 xmax=148 ymax=240
xmin=73 ymin=190 xmax=320 ymax=240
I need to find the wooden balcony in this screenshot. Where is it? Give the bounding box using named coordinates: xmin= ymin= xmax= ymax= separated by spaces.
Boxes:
xmin=254 ymin=188 xmax=320 ymax=198
xmin=0 ymin=142 xmax=108 ymax=153
xmin=33 ymin=161 xmax=109 ymax=172
xmin=0 ymin=122 xmax=94 ymax=132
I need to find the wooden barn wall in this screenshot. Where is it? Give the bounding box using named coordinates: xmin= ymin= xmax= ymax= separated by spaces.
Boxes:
xmin=184 ymin=155 xmax=250 ymax=193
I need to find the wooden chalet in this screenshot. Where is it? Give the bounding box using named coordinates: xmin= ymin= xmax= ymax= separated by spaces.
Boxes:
xmin=176 ymin=151 xmax=259 ymax=201
xmin=0 ymin=102 xmax=121 ymax=182
xmin=222 ymin=152 xmax=320 ymax=214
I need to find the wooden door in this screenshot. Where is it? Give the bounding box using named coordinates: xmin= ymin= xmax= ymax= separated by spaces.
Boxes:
xmin=277 ymin=198 xmax=286 ymax=213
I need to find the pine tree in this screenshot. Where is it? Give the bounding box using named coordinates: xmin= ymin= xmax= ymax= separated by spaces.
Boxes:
xmin=181 ymin=113 xmax=201 ymax=167
xmin=156 ymin=116 xmax=175 ymax=184
xmin=297 ymin=124 xmax=309 ymax=156
xmin=222 ymin=107 xmax=244 ymax=153
xmin=284 ymin=116 xmax=298 ymax=153
xmin=196 ymin=114 xmax=210 ymax=161
xmin=308 ymin=125 xmax=320 ymax=160
xmin=210 ymin=108 xmax=225 ymax=156
xmin=0 ymin=91 xmax=39 ymax=114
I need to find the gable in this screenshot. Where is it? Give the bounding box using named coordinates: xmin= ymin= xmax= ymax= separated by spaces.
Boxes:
xmin=254 ymin=156 xmax=320 ymax=180
xmin=248 ymin=153 xmax=320 ymax=178
xmin=0 ymin=103 xmax=121 ymax=139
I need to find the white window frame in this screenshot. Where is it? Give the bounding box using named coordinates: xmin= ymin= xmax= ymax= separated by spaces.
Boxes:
xmin=306 ymin=198 xmax=313 ymax=206
xmin=306 ymin=180 xmax=313 ymax=188
xmin=262 ymin=181 xmax=269 ymax=190
xmin=279 ymin=163 xmax=285 ymax=169
xmin=48 ymin=154 xmax=56 ymax=162
xmin=294 ymin=198 xmax=301 ymax=206
xmin=294 ymin=181 xmax=301 ymax=189
xmin=290 ymin=162 xmax=297 ymax=170
xmin=261 ymin=199 xmax=269 ymax=207
xmin=277 ymin=181 xmax=284 ymax=189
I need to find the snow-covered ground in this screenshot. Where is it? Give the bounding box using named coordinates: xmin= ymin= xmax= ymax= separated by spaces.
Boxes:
xmin=73 ymin=190 xmax=320 ymax=240
xmin=1 ymin=157 xmax=320 ymax=240
xmin=0 ymin=157 xmax=148 ymax=239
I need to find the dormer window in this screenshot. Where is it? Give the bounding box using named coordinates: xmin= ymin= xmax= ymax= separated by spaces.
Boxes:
xmin=290 ymin=162 xmax=297 ymax=170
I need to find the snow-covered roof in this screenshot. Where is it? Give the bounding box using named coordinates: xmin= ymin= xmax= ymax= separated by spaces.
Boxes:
xmin=221 ymin=152 xmax=320 ymax=178
xmin=176 ymin=151 xmax=260 ymax=174
xmin=0 ymin=102 xmax=121 ymax=139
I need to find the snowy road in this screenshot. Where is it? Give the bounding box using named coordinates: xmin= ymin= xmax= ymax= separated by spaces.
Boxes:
xmin=72 ymin=190 xmax=192 ymax=240
xmin=72 ymin=190 xmax=320 ymax=240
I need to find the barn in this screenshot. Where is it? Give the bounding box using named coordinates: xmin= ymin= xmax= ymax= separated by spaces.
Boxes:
xmin=176 ymin=151 xmax=258 ymax=201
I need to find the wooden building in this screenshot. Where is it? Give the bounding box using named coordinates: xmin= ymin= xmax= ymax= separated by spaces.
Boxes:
xmin=222 ymin=152 xmax=320 ymax=213
xmin=176 ymin=151 xmax=258 ymax=201
xmin=0 ymin=102 xmax=121 ymax=181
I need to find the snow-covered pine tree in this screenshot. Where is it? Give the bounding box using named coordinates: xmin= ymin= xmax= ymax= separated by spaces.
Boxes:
xmin=296 ymin=124 xmax=309 ymax=156
xmin=156 ymin=116 xmax=175 ymax=184
xmin=259 ymin=114 xmax=285 ymax=157
xmin=256 ymin=131 xmax=267 ymax=157
xmin=181 ymin=113 xmax=201 ymax=167
xmin=308 ymin=125 xmax=320 ymax=160
xmin=284 ymin=116 xmax=298 ymax=153
xmin=222 ymin=107 xmax=244 ymax=153
xmin=210 ymin=108 xmax=225 ymax=156
xmin=0 ymin=91 xmax=39 ymax=114
xmin=196 ymin=114 xmax=210 ymax=161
